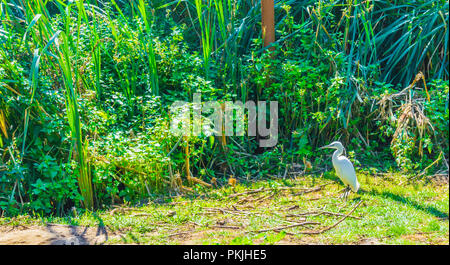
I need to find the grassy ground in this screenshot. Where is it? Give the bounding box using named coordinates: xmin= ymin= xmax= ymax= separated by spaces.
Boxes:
xmin=0 ymin=172 xmax=448 ymax=245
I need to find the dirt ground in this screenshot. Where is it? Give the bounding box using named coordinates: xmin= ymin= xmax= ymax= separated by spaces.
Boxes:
xmin=0 ymin=224 xmax=370 ymax=245
xmin=0 ymin=224 xmax=444 ymax=245
xmin=0 ymin=224 xmax=119 ymax=245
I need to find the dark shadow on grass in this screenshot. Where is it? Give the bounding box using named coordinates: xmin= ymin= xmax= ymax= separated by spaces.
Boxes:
xmin=45 ymin=223 xmax=89 ymax=245
xmin=368 ymin=190 xmax=449 ymax=219
xmin=92 ymin=212 xmax=109 ymax=242
xmin=43 ymin=213 xmax=109 ymax=245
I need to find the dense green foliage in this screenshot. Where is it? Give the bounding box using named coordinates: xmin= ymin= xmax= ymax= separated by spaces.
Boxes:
xmin=0 ymin=0 xmax=448 ymax=216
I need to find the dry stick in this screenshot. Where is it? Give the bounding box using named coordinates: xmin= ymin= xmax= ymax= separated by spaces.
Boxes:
xmin=188 ymin=175 xmax=213 ymax=188
xmin=297 ymin=200 xmax=363 ymax=235
xmin=254 ymin=192 xmax=276 ymax=204
xmin=202 ymin=208 xmax=242 ymax=215
xmin=166 ymin=230 xmax=195 ymax=238
xmin=293 ymin=186 xmax=322 ymax=196
xmin=282 ymin=205 xmax=299 ymax=211
xmin=236 ymin=196 xmax=251 ymax=204
xmin=201 ymin=207 xmax=264 ymax=218
xmin=210 ymin=225 xmax=242 ymax=229
xmin=238 ymin=184 xmax=330 ymax=209
xmin=237 ymin=192 xmax=269 ymax=204
xmin=277 ymin=184 xmax=331 ymax=192
xmin=204 ymin=207 xmax=251 ymax=216
xmin=228 ymin=187 xmax=265 ymax=198
xmin=229 ymin=183 xmax=331 ymax=199
xmin=251 ymin=221 xmax=320 ymax=233
xmin=169 ymin=200 xmax=190 ymax=205
xmin=109 ymin=207 xmax=144 ymax=216
xmin=321 ymin=210 xmax=361 ymax=220
xmin=187 ymin=221 xmax=242 ymax=230
xmin=282 ymin=182 xmax=332 ymax=196
xmin=230 ymin=206 xmax=262 ymax=216
xmin=130 ymin=213 xmax=153 ymax=217
xmin=286 ymin=210 xmax=361 ymax=220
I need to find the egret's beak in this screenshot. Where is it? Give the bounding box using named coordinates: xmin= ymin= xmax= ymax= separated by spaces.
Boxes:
xmin=319 ymin=144 xmax=332 ymax=150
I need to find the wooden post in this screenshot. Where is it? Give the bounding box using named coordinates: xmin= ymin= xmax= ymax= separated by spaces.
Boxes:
xmin=256 ymin=0 xmax=276 ymax=154
xmin=261 ymin=0 xmax=275 ymax=50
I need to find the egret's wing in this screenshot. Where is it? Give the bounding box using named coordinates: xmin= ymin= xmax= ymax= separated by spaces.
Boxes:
xmin=335 ymin=156 xmax=359 ymax=192
xmin=333 ymin=162 xmax=343 ymax=181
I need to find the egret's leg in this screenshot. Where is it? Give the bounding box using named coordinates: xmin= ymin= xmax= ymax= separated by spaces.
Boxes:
xmin=339 ymin=186 xmax=349 ymax=200
xmin=343 ymin=186 xmax=350 ymax=201
xmin=339 ymin=189 xmax=345 ymax=199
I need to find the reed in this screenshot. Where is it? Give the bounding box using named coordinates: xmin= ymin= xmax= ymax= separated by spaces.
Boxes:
xmin=137 ymin=0 xmax=159 ymax=95
xmin=194 ymin=0 xmax=216 ymax=77
xmin=55 ymin=1 xmax=94 ymax=209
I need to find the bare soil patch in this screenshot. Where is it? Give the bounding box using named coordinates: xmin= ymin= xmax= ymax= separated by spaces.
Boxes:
xmin=0 ymin=224 xmax=119 ymax=245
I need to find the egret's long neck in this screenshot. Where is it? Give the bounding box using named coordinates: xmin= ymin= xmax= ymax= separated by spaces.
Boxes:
xmin=332 ymin=146 xmax=344 ymax=160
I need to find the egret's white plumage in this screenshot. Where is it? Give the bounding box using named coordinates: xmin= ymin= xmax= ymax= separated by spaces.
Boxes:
xmin=321 ymin=141 xmax=360 ymax=198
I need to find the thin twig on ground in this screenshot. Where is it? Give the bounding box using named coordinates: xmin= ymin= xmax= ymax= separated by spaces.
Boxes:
xmin=250 ymin=221 xmax=320 ymax=233
xmin=286 ymin=210 xmax=361 ymax=220
xmin=296 ymin=200 xmax=363 ymax=235
xmin=166 ymin=230 xmax=196 ymax=238
xmin=229 ymin=183 xmax=332 ymax=199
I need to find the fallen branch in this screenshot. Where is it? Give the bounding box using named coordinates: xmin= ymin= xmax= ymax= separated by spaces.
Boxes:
xmin=187 ymin=220 xmax=242 ymax=230
xmin=254 ymin=192 xmax=275 ymax=203
xmin=251 ymin=221 xmax=320 ymax=233
xmin=293 ymin=186 xmax=323 ymax=196
xmin=188 ymin=175 xmax=213 ymax=188
xmin=282 ymin=205 xmax=299 ymax=211
xmin=229 ymin=183 xmax=332 ymax=199
xmin=228 ymin=187 xmax=266 ymax=198
xmin=297 ymin=200 xmax=363 ymax=235
xmin=286 ymin=210 xmax=361 ymax=220
xmin=209 ymin=225 xmax=242 ymax=229
xmin=166 ymin=230 xmax=195 ymax=238
xmin=109 ymin=207 xmax=143 ymax=216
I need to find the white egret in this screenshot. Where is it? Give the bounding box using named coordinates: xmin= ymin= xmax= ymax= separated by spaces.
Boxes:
xmin=320 ymin=141 xmax=360 ymax=199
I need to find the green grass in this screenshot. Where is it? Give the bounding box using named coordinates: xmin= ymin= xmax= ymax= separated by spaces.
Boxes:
xmin=1 ymin=172 xmax=448 ymax=245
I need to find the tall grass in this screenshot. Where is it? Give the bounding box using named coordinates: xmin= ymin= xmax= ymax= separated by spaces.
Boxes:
xmin=373 ymin=0 xmax=448 ymax=85
xmin=77 ymin=2 xmax=103 ymax=99
xmin=0 ymin=0 xmax=163 ymax=211
xmin=300 ymin=0 xmax=449 ymax=129
xmin=137 ymin=0 xmax=159 ymax=95
xmin=56 ymin=1 xmax=94 ymax=210
xmin=194 ymin=0 xmax=216 ymax=77
xmin=1 ymin=0 xmax=95 ymax=209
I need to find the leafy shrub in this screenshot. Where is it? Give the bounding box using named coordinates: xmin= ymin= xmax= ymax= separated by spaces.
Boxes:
xmin=376 ymin=79 xmax=449 ymax=171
